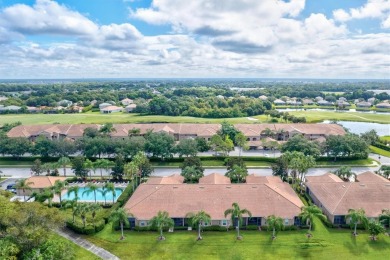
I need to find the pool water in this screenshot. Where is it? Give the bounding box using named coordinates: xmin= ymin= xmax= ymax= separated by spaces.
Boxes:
xmin=64 ymin=187 xmax=123 ymax=202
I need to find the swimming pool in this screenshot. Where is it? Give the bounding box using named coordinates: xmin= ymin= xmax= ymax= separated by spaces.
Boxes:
xmin=63 ymin=187 xmax=124 ymax=202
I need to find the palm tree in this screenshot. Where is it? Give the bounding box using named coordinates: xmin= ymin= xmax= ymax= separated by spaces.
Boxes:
xmin=67 ymin=186 xmax=80 ymax=202
xmin=110 ymin=208 xmax=131 ymax=240
xmin=95 ymin=159 xmax=112 ymax=179
xmin=53 ymin=180 xmax=67 ymax=207
xmin=124 ymin=162 xmax=138 ymax=191
xmin=132 ymin=152 xmax=147 ymax=185
xmin=64 ymin=199 xmax=78 ymax=223
xmin=299 ymin=205 xmax=327 ymax=236
xmin=149 ymin=211 xmax=174 ymax=241
xmin=367 ymin=220 xmax=386 ymax=241
xmin=128 ymin=128 xmax=141 ymax=137
xmin=75 ymin=203 xmax=90 ymax=228
xmin=379 ymin=209 xmax=390 ymax=235
xmin=43 ymin=188 xmax=54 ymax=207
xmin=261 ymin=128 xmax=275 ymax=138
xmin=58 ymin=156 xmax=71 ymax=177
xmin=347 ymin=208 xmax=368 ymax=236
xmin=224 ymin=202 xmax=252 ymax=239
xmin=100 ymin=123 xmax=116 ymax=136
xmin=103 ymin=182 xmax=117 ymax=205
xmin=266 ymin=215 xmax=284 ymax=240
xmin=89 ymin=203 xmax=101 ymax=228
xmin=15 ymin=179 xmax=34 ymax=202
xmin=83 ymin=159 xmax=94 ymax=180
xmin=186 ymin=210 xmax=211 ymax=240
xmin=82 ymin=183 xmax=100 ymax=204
xmin=333 ymin=166 xmax=356 ymax=182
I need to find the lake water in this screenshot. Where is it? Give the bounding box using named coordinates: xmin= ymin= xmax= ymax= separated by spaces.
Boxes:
xmin=322 ymin=120 xmax=390 ymax=136
xmin=276 ymin=108 xmax=389 ymax=114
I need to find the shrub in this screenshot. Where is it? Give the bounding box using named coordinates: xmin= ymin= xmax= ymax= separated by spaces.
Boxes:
xmin=203 ymin=225 xmax=230 ymax=231
xmin=245 ymin=225 xmax=259 ymax=230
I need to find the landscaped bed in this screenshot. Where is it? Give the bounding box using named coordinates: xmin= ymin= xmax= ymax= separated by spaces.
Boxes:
xmin=85 ymin=218 xmax=390 ymax=260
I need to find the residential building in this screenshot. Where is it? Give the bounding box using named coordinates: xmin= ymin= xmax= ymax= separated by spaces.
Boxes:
xmin=302 ymin=99 xmax=314 ymax=105
xmin=124 ymin=174 xmax=304 ymax=228
xmin=121 ymin=98 xmax=134 ymax=106
xmin=356 ymin=101 xmax=371 ymax=108
xmin=125 ymin=104 xmax=137 ymax=112
xmin=258 ymin=95 xmax=268 ymax=100
xmin=100 ymin=105 xmax=123 ymax=114
xmin=99 ymin=103 xmax=112 ymax=109
xmin=317 ymin=100 xmax=331 ymax=106
xmin=305 ymin=172 xmax=390 ymax=225
xmin=376 ymin=102 xmax=390 ymax=109
xmin=17 ymin=176 xmax=67 ymax=196
xmin=273 ymin=99 xmax=285 ymax=105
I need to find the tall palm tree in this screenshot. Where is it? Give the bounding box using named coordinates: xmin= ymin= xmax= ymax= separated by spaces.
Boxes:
xmin=347 ymin=208 xmax=368 ymax=236
xmin=124 ymin=162 xmax=138 ymax=191
xmin=83 ymin=159 xmax=94 ymax=180
xmin=82 ymin=183 xmax=100 ymax=204
xmin=89 ymin=203 xmax=101 ymax=229
xmin=53 ymin=180 xmax=67 ymax=207
xmin=58 ymin=156 xmax=71 ymax=177
xmin=224 ymin=202 xmax=252 ymax=239
xmin=43 ymin=188 xmax=54 ymax=207
xmin=186 ymin=210 xmax=211 ymax=240
xmin=299 ymin=205 xmax=327 ymax=236
xmin=64 ymin=199 xmax=78 ymax=223
xmin=266 ymin=215 xmax=284 ymax=239
xmin=95 ymin=158 xmax=112 ymax=179
xmin=67 ymin=186 xmax=80 ymax=202
xmin=149 ymin=211 xmax=174 ymax=240
xmin=15 ymin=179 xmax=34 ymax=202
xmin=100 ymin=123 xmax=116 ymax=136
xmin=75 ymin=203 xmax=90 ymax=228
xmin=379 ymin=209 xmax=390 ymax=235
xmin=110 ymin=208 xmax=132 ymax=240
xmin=132 ymin=152 xmax=147 ymax=185
xmin=103 ymin=182 xmax=117 ymax=205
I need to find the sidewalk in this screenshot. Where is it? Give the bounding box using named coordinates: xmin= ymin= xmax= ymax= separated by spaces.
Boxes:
xmin=56 ymin=228 xmax=120 ymax=260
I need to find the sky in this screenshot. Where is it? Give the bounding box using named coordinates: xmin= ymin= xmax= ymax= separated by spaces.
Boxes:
xmin=0 ymin=0 xmax=389 ymax=79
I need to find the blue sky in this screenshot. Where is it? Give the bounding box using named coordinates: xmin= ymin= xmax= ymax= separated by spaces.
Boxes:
xmin=0 ymin=0 xmax=389 ymax=79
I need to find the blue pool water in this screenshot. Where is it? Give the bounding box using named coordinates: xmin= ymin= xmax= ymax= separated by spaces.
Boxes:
xmin=64 ymin=187 xmax=123 ymax=202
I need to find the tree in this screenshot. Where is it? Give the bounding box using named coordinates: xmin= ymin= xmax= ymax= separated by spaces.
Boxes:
xmin=122 ymin=136 xmax=146 ymax=158
xmin=71 ymin=156 xmax=88 ymax=179
xmin=52 ymin=139 xmax=77 ymax=157
xmin=103 ymin=182 xmax=117 ymax=205
xmin=83 ymin=159 xmax=94 ymax=180
xmin=360 ymin=129 xmax=379 ymax=145
xmin=22 ymin=238 xmax=75 ymax=260
xmin=75 ymin=203 xmax=90 ymax=228
xmin=225 ymin=165 xmax=248 ymax=183
xmin=31 ymin=159 xmax=44 ymax=176
xmin=42 ymin=188 xmax=54 ymax=207
xmin=82 ymin=183 xmax=100 ymax=204
xmin=110 ymin=208 xmax=131 ymax=240
xmin=149 ymin=211 xmax=174 ymax=240
xmin=53 ymin=180 xmax=67 ymax=207
xmin=271 ymin=156 xmax=289 ymax=180
xmin=367 ymin=220 xmax=385 ymax=241
xmin=124 ymin=161 xmax=138 ymax=191
xmin=64 ymin=199 xmax=78 ymax=223
xmin=67 ymin=186 xmax=80 ymax=202
xmin=186 ymin=210 xmax=211 ymax=240
xmin=111 ymin=154 xmax=125 ymax=180
xmin=379 ymin=209 xmax=390 ymax=235
xmin=83 ymin=127 xmax=101 ymax=138
xmin=210 ymin=134 xmax=225 ymax=155
xmin=261 ymin=128 xmax=275 ymax=138
xmin=225 ymin=157 xmax=246 ymax=171
xmin=299 ymin=205 xmax=327 ymax=235
xmin=3 ymin=137 xmax=32 ymax=159
xmin=266 ymin=215 xmax=284 ymax=239
xmin=181 ymin=166 xmax=204 ymax=183
xmin=282 ymin=151 xmax=316 ymax=184
xmin=217 ymin=121 xmax=240 ymax=143
xmin=95 ymin=158 xmax=113 ymax=178
xmin=181 ymin=156 xmax=204 ymax=175
xmin=89 ymin=203 xmax=101 ymax=228
xmin=15 ymin=179 xmax=34 ymax=201
xmin=347 ymin=208 xmax=368 ymax=236
xmin=235 ymin=132 xmax=248 ymax=157
xmin=145 ymin=132 xmax=175 ymax=159
xmin=57 ymin=156 xmax=70 ymax=177
xmin=175 ymin=138 xmax=198 ymax=157
xmin=281 ymin=134 xmax=321 ymax=158
xmin=100 ymin=123 xmax=116 ymax=136
xmin=375 ymin=165 xmax=390 ymax=180
xmin=224 ymin=202 xmax=252 ymax=239
xmin=42 ymin=162 xmax=59 ymax=176
xmin=333 ymin=166 xmax=356 ymax=182
xmin=195 ymin=137 xmax=210 ymax=152
xmin=33 ymin=136 xmax=55 ymax=157
xmin=128 ymin=127 xmax=141 ymax=137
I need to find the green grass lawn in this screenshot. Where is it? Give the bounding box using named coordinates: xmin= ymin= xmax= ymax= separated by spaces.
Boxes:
xmin=380 ymin=136 xmax=390 ymax=142
xmin=316 ymin=158 xmax=377 ymax=167
xmin=370 ymin=146 xmax=390 ymax=158
xmin=0 ymin=110 xmax=389 ymax=125
xmin=151 ymin=160 xmax=273 ymax=168
xmin=85 ymin=218 xmax=390 ymax=260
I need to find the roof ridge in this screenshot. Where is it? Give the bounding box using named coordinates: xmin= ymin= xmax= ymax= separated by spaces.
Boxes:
xmin=264 ymin=183 xmax=302 ymax=209
xmin=126 ymin=184 xmax=166 ymax=211
xmin=332 ymin=182 xmax=352 ymax=214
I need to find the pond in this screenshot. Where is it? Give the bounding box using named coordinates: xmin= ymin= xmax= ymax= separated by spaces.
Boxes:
xmin=321 ymin=120 xmax=390 ymax=136
xmin=276 ymin=108 xmax=390 ymax=114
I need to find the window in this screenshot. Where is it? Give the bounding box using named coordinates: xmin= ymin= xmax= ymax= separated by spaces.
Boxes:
xmin=284 ymin=219 xmax=289 ymax=225
xmin=140 ymin=221 xmax=146 ymax=227
xmin=221 ymin=220 xmax=227 ymax=226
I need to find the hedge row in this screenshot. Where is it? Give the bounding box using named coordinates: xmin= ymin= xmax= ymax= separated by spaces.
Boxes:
xmin=373 ymin=142 xmax=390 ymax=152
xmin=66 ymin=220 xmax=105 ymax=235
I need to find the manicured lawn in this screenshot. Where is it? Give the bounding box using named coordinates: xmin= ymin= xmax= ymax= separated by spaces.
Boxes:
xmin=380 ymin=136 xmax=390 ymax=142
xmin=316 ymin=158 xmax=377 ymax=167
xmin=85 ymin=218 xmax=390 ymax=260
xmin=0 ymin=110 xmax=389 ymax=125
xmin=151 ymin=160 xmax=273 ymax=167
xmin=370 ymin=146 xmax=390 ymax=158
xmin=54 ymin=234 xmax=101 ymax=260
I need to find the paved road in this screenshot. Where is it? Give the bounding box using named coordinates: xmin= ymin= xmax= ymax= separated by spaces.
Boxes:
xmin=56 ymin=228 xmax=119 ymax=260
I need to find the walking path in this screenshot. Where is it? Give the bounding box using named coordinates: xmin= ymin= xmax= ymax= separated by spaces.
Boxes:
xmin=56 ymin=228 xmax=120 ymax=260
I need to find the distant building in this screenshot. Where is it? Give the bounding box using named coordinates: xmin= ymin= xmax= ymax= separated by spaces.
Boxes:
xmin=0 ymin=105 xmax=22 ymax=112
xmin=100 ymin=105 xmax=123 ymax=114
xmin=317 ymin=100 xmax=331 ymax=106
xmin=315 ymin=96 xmax=323 ymax=102
xmin=273 ymin=99 xmax=285 ymax=105
xmin=216 ymin=95 xmax=225 ymax=99
xmin=336 ymin=100 xmax=350 ymax=107
xmin=376 ymin=102 xmax=390 ymax=109
xmin=302 ymin=99 xmax=314 ymax=105
xmin=99 ymin=103 xmax=112 ymax=109
xmin=356 ymin=101 xmax=371 ymax=108
xmin=17 ymin=176 xmax=68 ymax=196
xmin=125 ymin=104 xmax=137 ymax=113
xmin=121 ymin=98 xmax=134 ymax=106
xmin=367 ymin=97 xmax=375 ymax=104
xmin=258 ymin=95 xmax=268 ymax=100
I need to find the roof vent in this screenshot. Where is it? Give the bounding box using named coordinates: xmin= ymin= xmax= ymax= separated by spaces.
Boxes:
xmin=226 ymin=186 xmax=231 ymax=189
xmin=252 ymin=186 xmax=257 ymax=188
xmin=385 ymin=184 xmax=390 ymax=187
xmin=360 ymin=184 xmax=365 ymax=187
xmin=173 ymin=186 xmax=178 ymax=189
xmin=199 ymin=186 xmax=205 ymax=189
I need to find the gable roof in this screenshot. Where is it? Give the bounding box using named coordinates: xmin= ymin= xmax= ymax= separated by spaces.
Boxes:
xmin=356 ymin=171 xmax=389 ymax=183
xmin=125 ymin=174 xmax=303 ymax=220
xmin=199 ymin=173 xmax=231 ymax=184
xmin=305 ymin=173 xmax=344 ymax=183
xmin=24 ymin=176 xmax=67 ymax=189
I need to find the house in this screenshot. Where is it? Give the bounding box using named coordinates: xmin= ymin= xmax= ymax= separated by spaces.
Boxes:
xmin=286 ymin=100 xmax=302 ymax=106
xmin=258 ymin=95 xmax=268 ymax=100
xmin=367 ymin=98 xmax=375 ymax=104
xmin=17 ymin=176 xmax=67 ymax=196
xmin=99 ymin=103 xmax=112 ymax=109
xmin=315 ymin=96 xmax=323 ymax=102
xmin=0 ymin=96 xmax=8 ymax=101
xmin=124 ymin=174 xmax=304 ymax=228
xmin=336 ymin=100 xmax=350 ymax=107
xmin=216 ymin=95 xmax=225 ymax=99
xmin=356 ymin=101 xmax=371 ymax=108
xmin=121 ymin=98 xmax=134 ymax=106
xmin=125 ymin=104 xmax=137 ymax=113
xmin=376 ymin=102 xmax=390 ymax=109
xmin=305 ymin=172 xmax=390 ymax=225
xmin=57 ymin=99 xmax=73 ymax=107
xmin=100 ymin=105 xmax=123 ymax=114
xmin=27 ymin=106 xmax=40 ymax=113
xmin=273 ymin=99 xmax=285 ymax=105
xmin=302 ymin=99 xmax=314 ymax=105
xmin=0 ymin=105 xmax=22 ymax=112
xmin=317 ymin=100 xmax=331 ymax=106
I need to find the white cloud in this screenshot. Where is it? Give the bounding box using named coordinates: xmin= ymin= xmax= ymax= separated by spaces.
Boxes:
xmin=333 ymin=0 xmax=390 ymax=28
